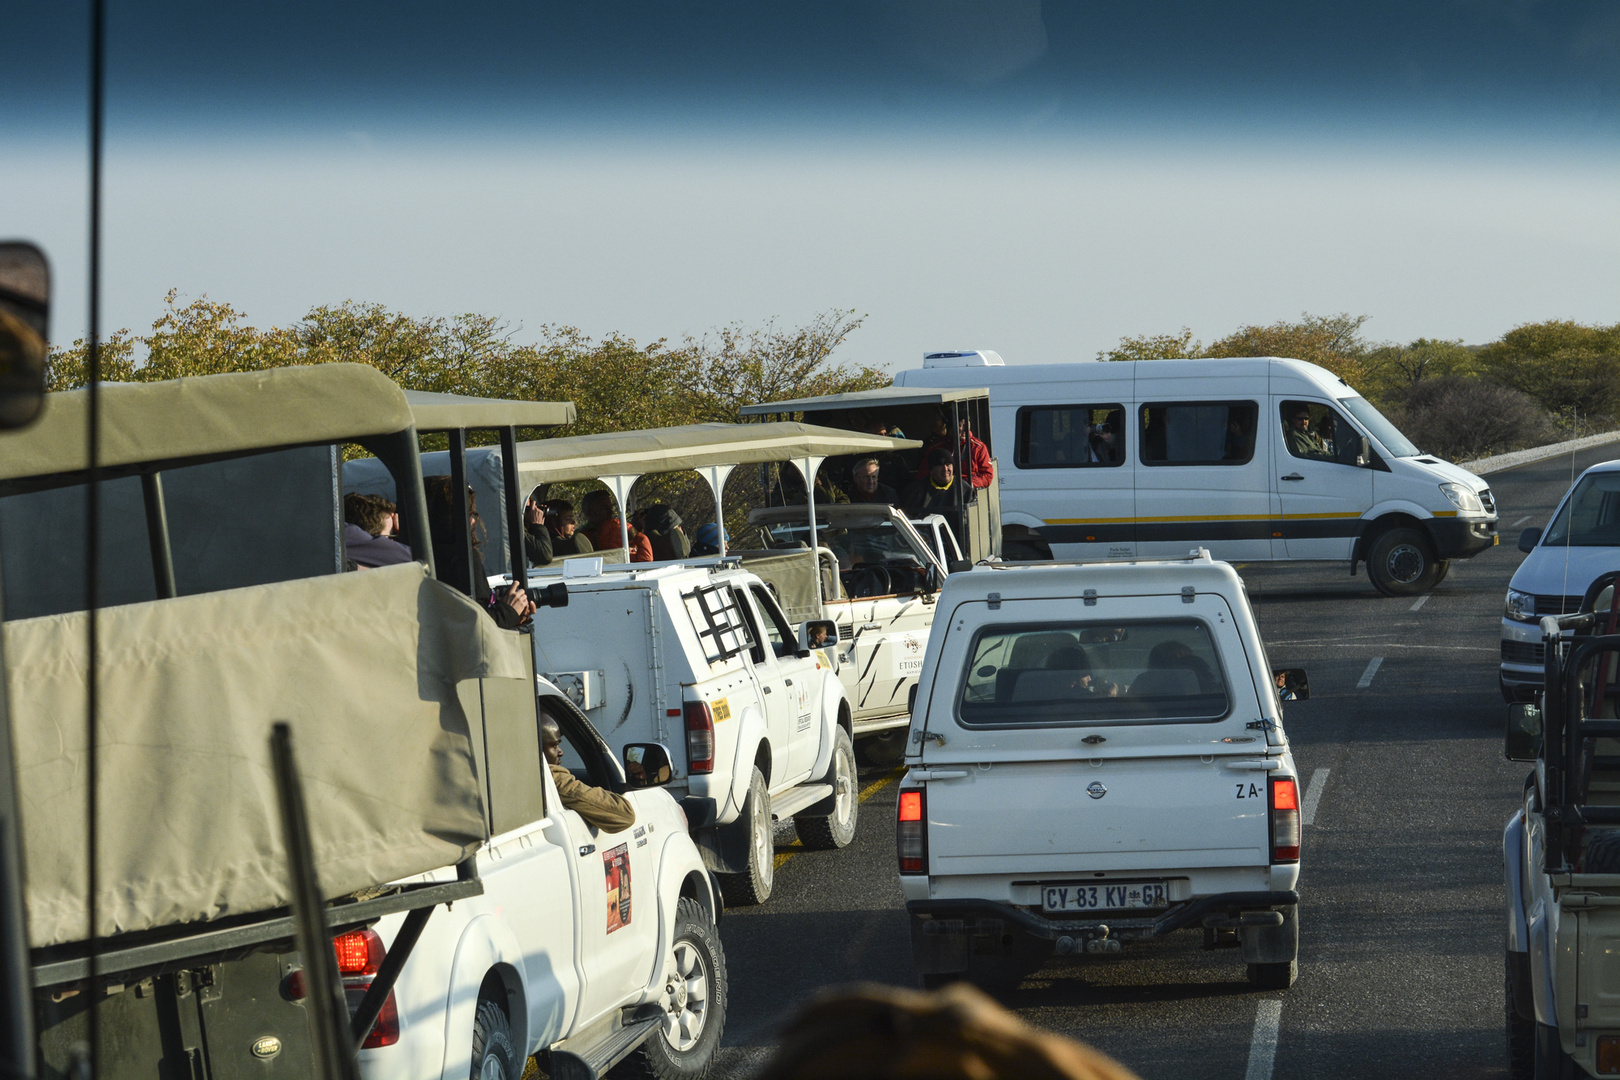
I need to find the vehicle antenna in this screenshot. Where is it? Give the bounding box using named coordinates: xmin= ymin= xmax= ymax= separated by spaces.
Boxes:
xmin=1561 ymin=408 xmax=1576 ymax=614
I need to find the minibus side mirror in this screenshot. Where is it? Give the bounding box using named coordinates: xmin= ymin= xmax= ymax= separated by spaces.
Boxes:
xmin=1273 ymin=668 xmax=1310 ymax=701
xmin=622 ymin=743 xmax=673 ymax=788
xmin=802 ymin=619 xmax=837 ymax=653
xmin=1518 ymin=528 xmax=1542 ymax=554
xmin=0 ymin=242 xmax=49 ymax=430
xmin=1505 ymin=703 xmax=1542 ymax=762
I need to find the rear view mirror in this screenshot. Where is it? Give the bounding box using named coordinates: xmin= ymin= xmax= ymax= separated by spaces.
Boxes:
xmin=1273 ymin=668 xmax=1310 ymax=701
xmin=1518 ymin=528 xmax=1542 ymax=554
xmin=1505 ymin=703 xmax=1542 ymax=762
xmin=802 ymin=620 xmax=837 ymax=652
xmin=623 ymin=743 xmax=673 ymax=788
xmin=0 ymin=242 xmax=49 ymax=430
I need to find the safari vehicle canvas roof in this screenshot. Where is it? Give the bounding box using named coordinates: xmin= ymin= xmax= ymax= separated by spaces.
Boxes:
xmin=0 ymin=363 xmax=414 ymax=485
xmin=737 ymin=385 xmax=989 ymax=415
xmin=509 ymin=421 xmax=919 ymax=484
xmin=403 ymin=388 xmax=576 ymax=431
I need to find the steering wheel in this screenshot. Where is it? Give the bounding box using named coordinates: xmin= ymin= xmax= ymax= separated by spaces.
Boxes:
xmin=843 ymin=564 xmax=893 ymax=598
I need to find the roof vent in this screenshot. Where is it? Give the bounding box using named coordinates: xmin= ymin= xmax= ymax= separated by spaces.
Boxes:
xmin=922 ymin=350 xmax=1005 ymax=369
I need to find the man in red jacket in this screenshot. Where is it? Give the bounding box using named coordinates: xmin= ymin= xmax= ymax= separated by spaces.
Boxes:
xmin=915 ymin=414 xmax=994 ymax=490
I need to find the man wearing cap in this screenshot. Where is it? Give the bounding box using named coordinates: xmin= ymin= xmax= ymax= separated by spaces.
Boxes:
xmin=902 ymin=450 xmax=968 ymax=515
xmin=542 ymin=714 xmax=635 ymax=832
xmin=915 ymin=414 xmax=994 ymax=490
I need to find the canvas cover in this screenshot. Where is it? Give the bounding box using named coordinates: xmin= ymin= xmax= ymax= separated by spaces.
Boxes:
xmin=0 ymin=365 xmax=413 ymax=485
xmin=738 ymin=385 xmax=989 ymax=416
xmin=403 ymin=390 xmax=575 ymax=432
xmin=733 ymin=550 xmax=830 ymax=622
xmin=8 ymin=562 xmax=518 ymax=949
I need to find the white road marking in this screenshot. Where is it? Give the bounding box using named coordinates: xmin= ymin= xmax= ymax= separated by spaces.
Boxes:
xmin=1301 ymin=768 xmax=1330 ymax=826
xmin=1356 ymin=657 xmax=1383 ymax=689
xmin=1245 ymin=1000 xmax=1283 ymax=1080
xmin=1511 ymin=515 xmax=1533 ymax=527
xmin=1409 ymin=594 xmax=1429 ymax=612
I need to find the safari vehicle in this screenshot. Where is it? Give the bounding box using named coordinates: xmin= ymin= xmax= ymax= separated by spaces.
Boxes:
xmin=1 ymin=366 xmax=725 ymax=1080
xmin=1502 ymin=571 xmax=1620 ymax=1080
xmin=898 ymin=551 xmax=1306 ymax=991
xmin=890 ymin=350 xmax=1499 ymax=595
xmin=522 ymin=558 xmax=854 ymax=907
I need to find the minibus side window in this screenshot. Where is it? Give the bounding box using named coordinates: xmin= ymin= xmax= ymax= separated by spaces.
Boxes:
xmin=1015 ymin=404 xmax=1125 ymax=468
xmin=1139 ymin=402 xmax=1259 ymax=466
xmin=1279 ymin=400 xmax=1365 ymax=467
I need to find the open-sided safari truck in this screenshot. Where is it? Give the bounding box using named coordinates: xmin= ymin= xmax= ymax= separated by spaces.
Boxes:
xmin=1503 ymin=571 xmax=1620 ymax=1079
xmin=0 ymin=365 xmax=571 ymax=1079
xmin=739 ymin=385 xmax=1008 ymax=564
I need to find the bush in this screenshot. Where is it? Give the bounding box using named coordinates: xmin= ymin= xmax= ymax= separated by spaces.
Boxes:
xmin=1391 ymin=377 xmax=1556 ymax=461
xmin=1477 ymin=320 xmax=1620 ymax=423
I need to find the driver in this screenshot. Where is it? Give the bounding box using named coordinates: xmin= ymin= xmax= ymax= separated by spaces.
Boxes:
xmin=541 ymin=715 xmax=636 ymax=832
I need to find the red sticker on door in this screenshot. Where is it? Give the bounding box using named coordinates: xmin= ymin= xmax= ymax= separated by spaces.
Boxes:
xmin=603 ymin=843 xmax=632 ymax=933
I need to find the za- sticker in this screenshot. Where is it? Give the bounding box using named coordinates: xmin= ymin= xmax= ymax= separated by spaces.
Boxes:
xmin=711 ymin=697 xmax=732 ymax=723
xmin=603 ymin=844 xmax=632 ymax=933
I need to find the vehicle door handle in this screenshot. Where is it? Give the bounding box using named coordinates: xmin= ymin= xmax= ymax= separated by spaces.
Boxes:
xmin=910 ymin=769 xmax=969 ymax=780
xmin=1280 ymin=474 xmax=1304 ymax=482
xmin=578 ymin=844 xmax=596 ymax=856
xmin=1223 ymin=760 xmax=1282 ymax=771
xmin=762 ymin=686 xmax=772 ymax=694
xmin=784 ymin=678 xmax=793 ymax=687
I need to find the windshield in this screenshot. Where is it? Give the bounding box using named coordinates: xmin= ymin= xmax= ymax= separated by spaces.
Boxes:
xmin=1339 ymin=396 xmax=1421 ymax=458
xmin=760 ymin=517 xmax=930 ymax=567
xmin=1542 ymin=472 xmax=1620 ymax=548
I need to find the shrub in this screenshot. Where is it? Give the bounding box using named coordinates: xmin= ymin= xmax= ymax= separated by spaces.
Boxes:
xmin=1392 ymin=377 xmax=1556 ymax=461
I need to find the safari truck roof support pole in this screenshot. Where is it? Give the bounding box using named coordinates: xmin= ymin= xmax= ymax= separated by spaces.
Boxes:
xmin=696 ymin=464 xmax=736 ymax=557
xmin=139 ymin=471 xmax=176 ymax=599
xmin=448 ymin=429 xmax=476 ymax=597
xmin=498 ymin=427 xmax=528 ymax=594
xmin=0 ymin=645 xmax=32 ymax=1079
xmin=793 ymin=455 xmax=826 ymax=606
xmin=603 ymin=473 xmax=640 ymax=555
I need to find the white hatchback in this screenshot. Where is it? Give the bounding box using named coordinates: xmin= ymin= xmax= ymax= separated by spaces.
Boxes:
xmin=898 ymin=551 xmax=1304 ymax=990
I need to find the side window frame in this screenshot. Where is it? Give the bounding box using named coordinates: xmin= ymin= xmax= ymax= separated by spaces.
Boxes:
xmin=1138 ymin=400 xmax=1260 ymax=468
xmin=1014 ymin=403 xmax=1126 ymax=469
xmin=1278 ymin=399 xmax=1364 ymax=467
xmin=749 ymin=583 xmax=800 ymax=660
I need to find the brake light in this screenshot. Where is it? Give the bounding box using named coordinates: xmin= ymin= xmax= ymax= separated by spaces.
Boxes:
xmin=897 ymin=788 xmax=927 ymax=874
xmin=1270 ymin=777 xmax=1300 ymax=863
xmin=685 ymin=701 xmax=715 ymax=774
xmin=330 ymin=929 xmax=399 ymax=1048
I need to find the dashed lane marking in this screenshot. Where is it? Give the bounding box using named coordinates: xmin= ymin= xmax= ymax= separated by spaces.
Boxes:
xmin=1355 ymin=657 xmax=1383 ymax=689
xmin=1301 ymin=768 xmax=1330 ymax=826
xmin=1409 ymin=594 xmax=1428 ymax=612
xmin=1245 ymin=1000 xmax=1283 ymax=1080
xmin=1511 ymin=515 xmax=1533 ymax=527
xmin=773 ymin=766 xmax=905 ymax=870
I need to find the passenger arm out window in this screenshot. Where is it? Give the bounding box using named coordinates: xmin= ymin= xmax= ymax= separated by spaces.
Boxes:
xmin=1139 ymin=402 xmax=1258 ymax=466
xmin=1015 ymin=404 xmax=1125 ymax=468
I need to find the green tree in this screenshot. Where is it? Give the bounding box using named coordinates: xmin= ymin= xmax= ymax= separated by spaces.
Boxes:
xmin=1096 ymin=327 xmax=1202 ymax=363
xmin=1358 ymin=337 xmax=1478 ymax=407
xmin=1477 ymin=320 xmax=1620 ymax=424
xmin=1205 ymin=312 xmax=1370 ymax=389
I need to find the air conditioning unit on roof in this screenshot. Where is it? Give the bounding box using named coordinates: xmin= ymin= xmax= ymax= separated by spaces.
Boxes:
xmin=922 ymin=350 xmax=1004 ymax=368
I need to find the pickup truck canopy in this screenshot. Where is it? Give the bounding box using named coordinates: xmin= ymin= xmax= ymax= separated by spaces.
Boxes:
xmin=737 ymin=385 xmax=989 ymax=415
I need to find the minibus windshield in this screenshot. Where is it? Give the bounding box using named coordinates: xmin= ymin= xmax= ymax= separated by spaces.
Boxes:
xmin=1339 ymin=397 xmax=1420 ymax=458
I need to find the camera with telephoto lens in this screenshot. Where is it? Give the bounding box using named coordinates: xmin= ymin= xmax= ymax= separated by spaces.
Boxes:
xmin=528 ymin=582 xmax=569 ymax=609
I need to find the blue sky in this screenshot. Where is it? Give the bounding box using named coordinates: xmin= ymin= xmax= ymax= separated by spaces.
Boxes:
xmin=7 ymin=1 xmax=1618 ymax=369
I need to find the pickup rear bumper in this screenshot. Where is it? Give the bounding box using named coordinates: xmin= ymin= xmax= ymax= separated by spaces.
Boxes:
xmin=907 ymin=890 xmax=1299 ymax=943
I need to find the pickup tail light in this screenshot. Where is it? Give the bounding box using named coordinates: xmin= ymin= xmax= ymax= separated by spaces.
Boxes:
xmin=897 ymin=788 xmax=927 ymax=874
xmin=331 ymin=929 xmax=399 ymax=1049
xmin=1270 ymin=777 xmax=1300 ymax=864
xmin=685 ymin=701 xmax=716 ymax=774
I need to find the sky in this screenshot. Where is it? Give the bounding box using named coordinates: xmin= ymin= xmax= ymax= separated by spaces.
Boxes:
xmin=5 ymin=1 xmax=1619 ymax=371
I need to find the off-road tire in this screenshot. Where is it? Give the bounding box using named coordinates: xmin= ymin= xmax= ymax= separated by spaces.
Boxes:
xmin=857 ymin=728 xmax=907 ymax=768
xmin=1535 ymin=1023 xmax=1577 ymax=1080
xmin=1367 ymin=527 xmax=1440 ymax=597
xmin=717 ymin=768 xmax=773 ymax=906
xmin=471 ymin=996 xmax=519 ymax=1080
xmin=795 ymin=728 xmax=858 ymax=850
xmin=1507 ymin=953 xmax=1536 ymax=1080
xmin=1585 ymin=829 xmax=1620 ymax=873
xmin=1246 ymin=960 xmax=1297 ymax=990
xmin=612 ymin=898 xmax=727 ymax=1080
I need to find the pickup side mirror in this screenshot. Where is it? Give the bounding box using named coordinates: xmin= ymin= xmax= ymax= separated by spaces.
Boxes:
xmin=622 ymin=743 xmax=673 ymax=788
xmin=802 ymin=619 xmax=837 ymax=655
xmin=1272 ymin=667 xmax=1310 ymax=701
xmin=1518 ymin=527 xmax=1542 ymax=554
xmin=0 ymin=242 xmax=49 ymax=430
xmin=947 ymin=559 xmax=973 ymax=575
xmin=1505 ymin=703 xmax=1542 ymax=762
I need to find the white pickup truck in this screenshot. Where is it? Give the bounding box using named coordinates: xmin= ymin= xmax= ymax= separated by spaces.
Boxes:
xmin=523 ymin=559 xmax=857 ymax=906
xmin=898 ymin=551 xmax=1306 ymax=991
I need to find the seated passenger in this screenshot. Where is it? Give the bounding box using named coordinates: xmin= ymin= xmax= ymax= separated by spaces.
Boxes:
xmin=424 ymin=476 xmax=535 ymax=629
xmin=547 ymin=501 xmax=594 ymax=557
xmin=901 ymin=451 xmax=968 ymax=515
xmin=1284 ymin=407 xmax=1329 ymax=459
xmin=1141 ymin=640 xmax=1220 ymax=694
xmin=849 ymin=457 xmax=898 ymax=505
xmin=641 ymin=504 xmax=690 ymax=561
xmin=342 ymin=492 xmax=413 ymax=568
xmin=915 ymin=414 xmax=994 ymax=490
xmin=541 ymin=715 xmax=635 ymax=832
xmin=690 ymin=522 xmax=727 ymax=557
xmin=1045 ymin=645 xmax=1118 ymax=697
xmin=582 ymin=489 xmax=654 ymax=562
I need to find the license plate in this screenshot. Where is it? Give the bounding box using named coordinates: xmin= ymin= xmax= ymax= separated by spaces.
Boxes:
xmin=1042 ymin=881 xmax=1168 ymax=913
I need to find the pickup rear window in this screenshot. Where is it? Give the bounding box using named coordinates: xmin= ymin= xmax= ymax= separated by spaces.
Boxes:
xmin=955 ymin=619 xmax=1230 ymax=726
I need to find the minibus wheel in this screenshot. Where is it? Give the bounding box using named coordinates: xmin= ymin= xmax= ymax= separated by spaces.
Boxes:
xmin=1367 ymin=527 xmax=1439 ymax=597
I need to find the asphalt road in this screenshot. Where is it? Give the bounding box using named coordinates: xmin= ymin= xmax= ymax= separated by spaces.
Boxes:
xmin=708 ymin=444 xmax=1620 ymax=1080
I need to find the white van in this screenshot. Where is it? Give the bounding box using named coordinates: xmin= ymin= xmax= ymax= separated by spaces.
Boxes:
xmin=1500 ymin=459 xmax=1620 ymax=700
xmin=895 ymin=353 xmax=1499 ymax=595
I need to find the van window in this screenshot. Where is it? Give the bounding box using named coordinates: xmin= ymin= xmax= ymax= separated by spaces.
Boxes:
xmin=1015 ymin=405 xmax=1124 ymax=468
xmin=1279 ymin=400 xmax=1366 ymax=467
xmin=955 ymin=619 xmax=1230 ymax=726
xmin=1139 ymin=402 xmax=1258 ymax=467
xmin=1543 ymin=472 xmax=1620 ymax=547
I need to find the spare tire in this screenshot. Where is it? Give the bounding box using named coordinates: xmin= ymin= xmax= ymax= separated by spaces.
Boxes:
xmin=1586 ymin=829 xmax=1620 ymax=873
